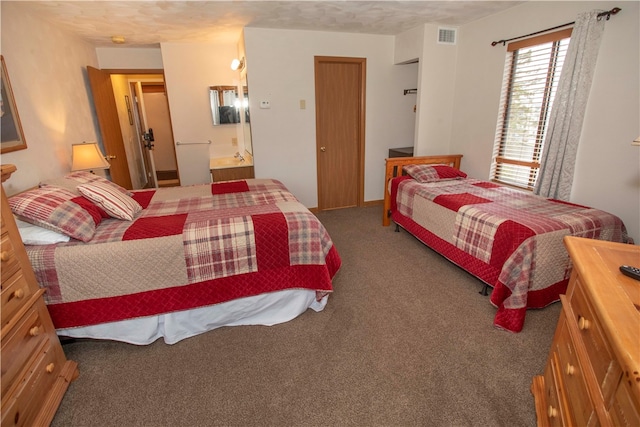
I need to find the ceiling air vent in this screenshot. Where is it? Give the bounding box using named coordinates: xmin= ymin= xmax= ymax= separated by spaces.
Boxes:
xmin=438 ymin=28 xmax=457 ymax=45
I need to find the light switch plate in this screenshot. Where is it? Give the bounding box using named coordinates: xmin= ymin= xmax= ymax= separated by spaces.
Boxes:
xmin=260 ymin=101 xmax=271 ymax=109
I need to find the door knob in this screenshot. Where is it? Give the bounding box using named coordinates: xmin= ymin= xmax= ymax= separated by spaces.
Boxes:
xmin=106 ymin=155 xmax=116 ymax=160
xmin=320 ymin=146 xmax=326 ymax=152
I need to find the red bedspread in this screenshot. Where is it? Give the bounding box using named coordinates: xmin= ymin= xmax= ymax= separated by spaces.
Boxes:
xmin=26 ymin=179 xmax=341 ymax=329
xmin=391 ymin=176 xmax=631 ymax=332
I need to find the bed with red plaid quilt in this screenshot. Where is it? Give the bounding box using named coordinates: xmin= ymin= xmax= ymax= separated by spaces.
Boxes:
xmin=390 ymin=175 xmax=631 ymax=332
xmin=25 ymin=179 xmax=341 ymax=336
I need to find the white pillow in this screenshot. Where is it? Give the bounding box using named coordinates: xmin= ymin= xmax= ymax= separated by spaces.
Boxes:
xmin=15 ymin=217 xmax=71 ymax=245
xmin=77 ymin=182 xmax=142 ymax=221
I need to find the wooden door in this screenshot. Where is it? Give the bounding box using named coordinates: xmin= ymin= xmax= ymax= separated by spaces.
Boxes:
xmin=314 ymin=56 xmax=366 ymax=210
xmin=130 ymin=82 xmax=155 ymax=188
xmin=141 ymin=84 xmax=179 ymax=181
xmin=87 ymin=66 xmax=133 ymax=189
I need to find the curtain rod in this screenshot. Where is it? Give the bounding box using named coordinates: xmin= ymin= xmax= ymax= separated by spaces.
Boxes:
xmin=491 ymin=7 xmax=621 ymax=47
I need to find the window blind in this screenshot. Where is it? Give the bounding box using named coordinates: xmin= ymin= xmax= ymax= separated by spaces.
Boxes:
xmin=491 ymin=29 xmax=571 ymax=190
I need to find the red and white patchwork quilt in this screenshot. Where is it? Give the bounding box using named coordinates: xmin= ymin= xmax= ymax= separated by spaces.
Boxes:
xmin=390 ymin=176 xmax=631 ymax=332
xmin=26 ymin=179 xmax=341 ymax=329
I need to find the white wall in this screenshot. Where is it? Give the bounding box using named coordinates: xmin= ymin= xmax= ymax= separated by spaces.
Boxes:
xmin=244 ymin=28 xmax=417 ymax=207
xmin=98 ymin=44 xmax=245 ymax=186
xmin=413 ymin=24 xmax=458 ymax=156
xmin=96 ymin=47 xmax=164 ymax=70
xmin=394 ymin=25 xmax=424 ymax=64
xmin=161 ymin=42 xmax=244 ymax=185
xmin=4 ymin=2 xmax=635 ymax=241
xmin=0 ymin=2 xmax=101 ymax=195
xmin=450 ymin=1 xmax=640 ymax=241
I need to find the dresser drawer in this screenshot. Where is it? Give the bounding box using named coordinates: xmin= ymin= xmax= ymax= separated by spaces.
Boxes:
xmin=555 ymin=312 xmax=596 ymax=426
xmin=1 ymin=273 xmax=33 ymax=329
xmin=609 ymin=378 xmax=640 ymax=427
xmin=1 ymin=338 xmax=62 ymax=427
xmin=1 ymin=304 xmax=48 ymax=400
xmin=570 ymin=279 xmax=621 ymax=397
xmin=1 ymin=233 xmax=20 ymax=283
xmin=544 ymin=351 xmax=568 ymax=427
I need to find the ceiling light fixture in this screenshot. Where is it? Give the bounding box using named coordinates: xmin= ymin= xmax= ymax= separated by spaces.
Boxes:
xmin=230 ymin=57 xmax=245 ymax=71
xmin=111 ymin=35 xmax=126 ymax=44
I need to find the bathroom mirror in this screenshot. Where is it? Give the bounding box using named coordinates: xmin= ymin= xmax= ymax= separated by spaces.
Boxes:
xmin=209 ymin=85 xmax=245 ymax=126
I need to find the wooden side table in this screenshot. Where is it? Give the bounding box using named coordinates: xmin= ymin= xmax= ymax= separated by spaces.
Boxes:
xmin=388 ymin=147 xmax=414 ymax=158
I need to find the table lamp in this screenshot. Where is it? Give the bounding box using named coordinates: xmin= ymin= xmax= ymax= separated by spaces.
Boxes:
xmin=71 ymin=142 xmax=110 ymax=173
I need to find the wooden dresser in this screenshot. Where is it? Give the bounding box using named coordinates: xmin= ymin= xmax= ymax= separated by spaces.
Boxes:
xmin=1 ymin=164 xmax=78 ymax=427
xmin=531 ymin=236 xmax=640 ymax=427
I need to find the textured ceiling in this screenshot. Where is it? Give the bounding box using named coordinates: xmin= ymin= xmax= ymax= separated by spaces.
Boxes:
xmin=15 ymin=1 xmax=525 ymax=47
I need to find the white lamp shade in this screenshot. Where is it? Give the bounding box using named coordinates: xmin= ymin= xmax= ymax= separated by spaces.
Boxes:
xmin=71 ymin=142 xmax=110 ymax=171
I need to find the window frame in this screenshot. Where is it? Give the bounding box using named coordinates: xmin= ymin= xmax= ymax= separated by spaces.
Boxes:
xmin=491 ymin=28 xmax=572 ymax=190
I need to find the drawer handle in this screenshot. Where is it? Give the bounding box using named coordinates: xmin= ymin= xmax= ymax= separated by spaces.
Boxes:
xmin=578 ymin=316 xmax=590 ymax=330
xmin=0 ymin=250 xmax=10 ymax=262
xmin=45 ymin=363 xmax=55 ymax=374
xmin=566 ymin=363 xmax=575 ymax=376
xmin=29 ymin=325 xmax=42 ymax=337
xmin=548 ymin=405 xmax=558 ymax=418
xmin=10 ymin=289 xmax=24 ymax=300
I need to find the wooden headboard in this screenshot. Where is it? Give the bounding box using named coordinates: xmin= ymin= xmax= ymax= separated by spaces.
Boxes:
xmin=382 ymin=154 xmax=463 ymax=226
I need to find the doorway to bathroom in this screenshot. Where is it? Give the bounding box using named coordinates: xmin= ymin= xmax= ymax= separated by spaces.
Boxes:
xmin=131 ymin=81 xmax=179 ymax=188
xmin=86 ymin=67 xmax=180 ymax=189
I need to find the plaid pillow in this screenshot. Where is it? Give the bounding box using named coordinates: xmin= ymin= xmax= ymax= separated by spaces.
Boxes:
xmin=8 ymin=187 xmax=103 ymax=242
xmin=41 ymin=171 xmax=132 ymax=196
xmin=403 ymin=164 xmax=467 ymax=183
xmin=78 ymin=182 xmax=142 ymax=221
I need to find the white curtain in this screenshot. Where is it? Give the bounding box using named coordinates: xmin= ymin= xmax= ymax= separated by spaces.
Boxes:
xmin=534 ymin=11 xmax=606 ymax=199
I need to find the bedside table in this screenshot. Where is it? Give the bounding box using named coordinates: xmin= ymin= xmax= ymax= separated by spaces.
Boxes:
xmin=388 ymin=147 xmax=414 ymax=158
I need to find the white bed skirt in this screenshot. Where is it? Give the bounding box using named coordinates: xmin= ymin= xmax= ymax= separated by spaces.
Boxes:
xmin=56 ymin=290 xmax=328 ymax=345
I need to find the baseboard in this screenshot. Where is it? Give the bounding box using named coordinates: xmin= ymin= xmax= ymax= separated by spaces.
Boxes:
xmin=309 ymin=200 xmax=383 ymax=214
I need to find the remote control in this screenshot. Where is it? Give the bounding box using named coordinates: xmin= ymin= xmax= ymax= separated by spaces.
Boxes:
xmin=619 ymin=265 xmax=640 ymax=281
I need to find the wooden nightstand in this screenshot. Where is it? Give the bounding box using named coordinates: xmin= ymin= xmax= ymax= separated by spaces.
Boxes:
xmin=388 ymin=147 xmax=414 ymax=158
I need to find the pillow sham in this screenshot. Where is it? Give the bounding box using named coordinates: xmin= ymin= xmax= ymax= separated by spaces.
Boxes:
xmin=9 ymin=186 xmax=104 ymax=242
xmin=41 ymin=171 xmax=132 ymax=197
xmin=77 ymin=182 xmax=142 ymax=221
xmin=15 ymin=217 xmax=70 ymax=245
xmin=403 ymin=164 xmax=467 ymax=183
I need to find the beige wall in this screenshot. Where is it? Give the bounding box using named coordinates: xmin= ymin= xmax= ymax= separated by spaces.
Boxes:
xmin=413 ymin=24 xmax=458 ymax=156
xmin=161 ymin=42 xmax=244 ymax=185
xmin=450 ymin=1 xmax=640 ymax=241
xmin=96 ymin=47 xmax=164 ymax=70
xmin=0 ymin=2 xmax=100 ymax=194
xmin=394 ymin=26 xmax=424 ymax=64
xmin=2 ymin=2 xmax=636 ymax=240
xmin=244 ymin=27 xmax=418 ymax=207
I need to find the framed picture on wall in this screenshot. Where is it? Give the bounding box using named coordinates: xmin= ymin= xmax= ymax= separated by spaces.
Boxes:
xmin=1 ymin=55 xmax=27 ymax=154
